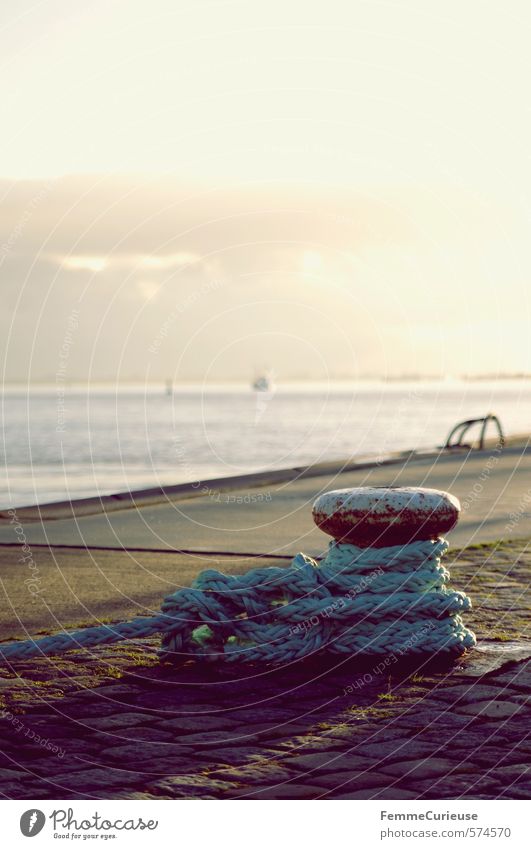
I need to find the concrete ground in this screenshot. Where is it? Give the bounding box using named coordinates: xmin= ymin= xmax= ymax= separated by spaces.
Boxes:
xmin=0 ymin=442 xmax=530 ymax=635
xmin=1 ymin=445 xmax=529 ymax=557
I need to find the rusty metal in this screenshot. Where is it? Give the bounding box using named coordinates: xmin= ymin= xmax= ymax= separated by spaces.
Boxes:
xmin=312 ymin=486 xmax=460 ymax=548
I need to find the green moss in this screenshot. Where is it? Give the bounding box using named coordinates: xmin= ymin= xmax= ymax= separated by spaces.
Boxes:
xmin=90 ymin=665 xmax=123 ymax=678
xmin=490 ymin=632 xmax=516 ymax=642
xmin=458 ymin=541 xmax=503 ymax=553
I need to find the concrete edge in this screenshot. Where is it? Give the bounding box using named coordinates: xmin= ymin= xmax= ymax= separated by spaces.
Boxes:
xmin=0 ymin=534 xmax=528 ymax=559
xmin=1 ymin=434 xmax=527 ymax=525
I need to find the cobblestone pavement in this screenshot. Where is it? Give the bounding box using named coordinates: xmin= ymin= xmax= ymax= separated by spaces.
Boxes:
xmin=0 ymin=539 xmax=529 ymax=800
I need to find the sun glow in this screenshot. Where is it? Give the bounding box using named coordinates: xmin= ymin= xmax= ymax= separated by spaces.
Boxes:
xmin=61 ymin=255 xmax=108 ymax=273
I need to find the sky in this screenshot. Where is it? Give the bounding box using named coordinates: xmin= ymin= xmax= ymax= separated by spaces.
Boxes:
xmin=1 ymin=0 xmax=530 ymax=383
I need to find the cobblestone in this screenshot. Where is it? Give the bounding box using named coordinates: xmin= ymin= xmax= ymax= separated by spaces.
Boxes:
xmin=379 ymin=757 xmax=472 ymax=780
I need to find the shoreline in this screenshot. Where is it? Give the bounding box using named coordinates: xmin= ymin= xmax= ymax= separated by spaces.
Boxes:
xmin=2 ymin=432 xmax=526 ymax=524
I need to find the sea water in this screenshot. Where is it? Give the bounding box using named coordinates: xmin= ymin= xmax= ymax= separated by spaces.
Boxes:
xmin=0 ymin=380 xmax=529 ymax=508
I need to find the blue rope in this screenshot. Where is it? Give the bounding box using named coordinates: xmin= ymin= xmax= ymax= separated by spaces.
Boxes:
xmin=0 ymin=538 xmax=476 ymax=664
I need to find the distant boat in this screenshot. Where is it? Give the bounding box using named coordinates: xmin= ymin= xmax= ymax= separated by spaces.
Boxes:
xmin=165 ymin=379 xmax=173 ymax=396
xmin=252 ymin=371 xmax=276 ymax=392
xmin=252 ymin=375 xmax=270 ymax=392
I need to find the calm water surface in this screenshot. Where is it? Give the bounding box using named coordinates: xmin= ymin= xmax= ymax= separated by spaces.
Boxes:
xmin=1 ymin=381 xmax=529 ymax=508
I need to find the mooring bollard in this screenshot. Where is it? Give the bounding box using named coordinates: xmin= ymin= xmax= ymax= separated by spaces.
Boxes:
xmin=311 ymin=485 xmax=476 ymax=657
xmin=0 ymin=485 xmax=476 ymax=664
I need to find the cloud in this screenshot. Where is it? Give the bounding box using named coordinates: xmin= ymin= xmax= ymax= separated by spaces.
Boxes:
xmin=60 ymin=255 xmax=108 ymax=273
xmin=0 ymin=175 xmax=529 ymax=382
xmin=55 ymin=251 xmax=201 ymax=274
xmin=136 ymin=279 xmax=162 ymax=301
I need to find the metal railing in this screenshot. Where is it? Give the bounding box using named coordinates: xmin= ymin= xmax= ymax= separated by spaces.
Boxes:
xmin=444 ymin=414 xmax=505 ymax=451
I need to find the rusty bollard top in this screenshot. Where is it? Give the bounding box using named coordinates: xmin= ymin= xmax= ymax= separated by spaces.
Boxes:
xmin=312 ymin=486 xmax=460 ymax=548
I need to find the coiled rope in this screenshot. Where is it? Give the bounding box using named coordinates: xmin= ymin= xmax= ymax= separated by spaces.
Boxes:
xmin=0 ymin=538 xmax=476 ymax=665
